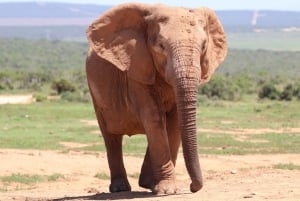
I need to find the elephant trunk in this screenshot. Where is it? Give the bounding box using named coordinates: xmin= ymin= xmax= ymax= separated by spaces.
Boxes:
xmin=173 ymin=46 xmax=203 ymax=193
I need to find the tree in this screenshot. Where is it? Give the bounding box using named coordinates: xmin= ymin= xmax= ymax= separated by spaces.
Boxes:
xmin=51 ymin=79 xmax=76 ymax=94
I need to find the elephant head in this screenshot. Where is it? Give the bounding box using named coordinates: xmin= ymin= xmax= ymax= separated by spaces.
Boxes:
xmin=86 ymin=3 xmax=227 ymax=193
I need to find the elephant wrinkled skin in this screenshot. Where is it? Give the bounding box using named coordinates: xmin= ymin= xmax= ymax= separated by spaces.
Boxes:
xmin=86 ymin=3 xmax=227 ymax=195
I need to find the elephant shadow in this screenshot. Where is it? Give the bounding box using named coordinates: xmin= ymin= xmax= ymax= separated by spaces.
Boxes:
xmin=50 ymin=191 xmax=159 ymax=201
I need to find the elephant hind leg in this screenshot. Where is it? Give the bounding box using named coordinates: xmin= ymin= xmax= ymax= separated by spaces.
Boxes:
xmin=102 ymin=132 xmax=131 ymax=193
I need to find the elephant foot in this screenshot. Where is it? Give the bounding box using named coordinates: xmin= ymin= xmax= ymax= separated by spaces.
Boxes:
xmin=109 ymin=178 xmax=131 ymax=193
xmin=138 ymin=173 xmax=154 ymax=190
xmin=139 ymin=153 xmax=155 ymax=190
xmin=152 ymin=179 xmax=178 ymax=195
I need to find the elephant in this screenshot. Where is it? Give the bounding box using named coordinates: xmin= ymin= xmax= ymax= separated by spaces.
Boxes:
xmin=86 ymin=3 xmax=227 ymax=195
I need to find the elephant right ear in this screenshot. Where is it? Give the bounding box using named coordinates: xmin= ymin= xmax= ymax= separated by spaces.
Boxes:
xmin=86 ymin=3 xmax=155 ymax=85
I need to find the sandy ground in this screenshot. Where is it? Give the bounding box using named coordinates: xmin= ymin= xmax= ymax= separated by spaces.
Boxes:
xmin=0 ymin=95 xmax=35 ymax=105
xmin=0 ymin=149 xmax=299 ymax=201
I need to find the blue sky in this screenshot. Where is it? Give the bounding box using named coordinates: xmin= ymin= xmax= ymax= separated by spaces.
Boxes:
xmin=0 ymin=0 xmax=300 ymax=11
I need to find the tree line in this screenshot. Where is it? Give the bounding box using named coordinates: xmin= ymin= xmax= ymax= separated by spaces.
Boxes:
xmin=0 ymin=38 xmax=299 ymax=102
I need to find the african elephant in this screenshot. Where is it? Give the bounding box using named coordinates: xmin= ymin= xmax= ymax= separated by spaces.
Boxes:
xmin=86 ymin=3 xmax=227 ymax=195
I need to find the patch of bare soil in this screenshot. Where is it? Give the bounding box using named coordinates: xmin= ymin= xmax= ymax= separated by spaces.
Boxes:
xmin=0 ymin=95 xmax=34 ymax=105
xmin=80 ymin=120 xmax=98 ymax=127
xmin=0 ymin=149 xmax=299 ymax=201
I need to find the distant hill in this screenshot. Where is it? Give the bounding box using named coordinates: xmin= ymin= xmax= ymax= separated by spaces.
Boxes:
xmin=0 ymin=2 xmax=110 ymax=18
xmin=0 ymin=2 xmax=299 ymax=44
xmin=218 ymin=10 xmax=300 ymax=30
xmin=0 ymin=2 xmax=299 ymax=28
xmin=0 ymin=2 xmax=110 ymax=26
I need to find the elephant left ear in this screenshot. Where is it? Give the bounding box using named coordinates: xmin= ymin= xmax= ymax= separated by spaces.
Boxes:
xmin=196 ymin=7 xmax=227 ymax=84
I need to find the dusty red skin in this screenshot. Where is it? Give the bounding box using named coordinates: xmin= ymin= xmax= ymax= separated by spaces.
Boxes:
xmin=86 ymin=3 xmax=227 ymax=195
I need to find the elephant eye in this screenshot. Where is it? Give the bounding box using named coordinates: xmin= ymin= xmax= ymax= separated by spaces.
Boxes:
xmin=158 ymin=43 xmax=165 ymax=51
xmin=202 ymin=40 xmax=207 ymax=52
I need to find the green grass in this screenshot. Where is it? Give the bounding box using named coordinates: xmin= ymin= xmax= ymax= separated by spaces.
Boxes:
xmin=0 ymin=173 xmax=64 ymax=192
xmin=273 ymin=163 xmax=300 ymax=171
xmin=94 ymin=172 xmax=110 ymax=180
xmin=227 ymin=31 xmax=300 ymax=51
xmin=196 ymin=98 xmax=300 ymax=154
xmin=198 ymin=132 xmax=300 ymax=155
xmin=128 ymin=172 xmax=140 ymax=179
xmin=0 ymin=98 xmax=299 ymax=155
xmin=197 ymin=98 xmax=300 ymax=129
xmin=1 ymin=173 xmax=64 ymax=184
xmin=0 ymin=101 xmax=99 ymax=150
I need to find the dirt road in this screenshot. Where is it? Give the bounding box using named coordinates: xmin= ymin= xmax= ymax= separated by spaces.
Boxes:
xmin=0 ymin=149 xmax=299 ymax=201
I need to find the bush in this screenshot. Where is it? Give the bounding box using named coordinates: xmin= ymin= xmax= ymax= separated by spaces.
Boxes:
xmin=35 ymin=94 xmax=47 ymax=102
xmin=51 ymin=79 xmax=76 ymax=94
xmin=258 ymin=82 xmax=280 ymax=100
xmin=60 ymin=91 xmax=90 ymax=103
xmin=280 ymin=84 xmax=293 ymax=101
xmin=0 ymin=74 xmax=13 ymax=90
xmin=199 ymin=75 xmax=242 ymax=101
xmin=232 ymin=73 xmax=255 ymax=94
xmin=293 ymin=82 xmax=300 ymax=100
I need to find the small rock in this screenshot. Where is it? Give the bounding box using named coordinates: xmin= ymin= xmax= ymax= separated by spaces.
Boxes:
xmin=243 ymin=192 xmax=257 ymax=199
xmin=231 ymin=170 xmax=237 ymax=174
xmin=85 ymin=187 xmax=99 ymax=194
xmin=243 ymin=194 xmax=253 ymax=198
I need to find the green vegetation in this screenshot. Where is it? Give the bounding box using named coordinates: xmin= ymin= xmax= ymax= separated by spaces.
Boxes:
xmin=0 ymin=102 xmax=99 ymax=150
xmin=0 ymin=38 xmax=87 ymax=95
xmin=0 ymin=173 xmax=64 ymax=192
xmin=0 ymin=173 xmax=64 ymax=185
xmin=0 ymin=26 xmax=87 ymax=41
xmin=97 ymin=172 xmax=153 ymax=182
xmin=1 ymin=27 xmax=299 ymax=51
xmin=51 ymin=79 xmax=76 ymax=94
xmin=0 ymin=33 xmax=299 ymax=156
xmin=258 ymin=82 xmax=300 ymax=101
xmin=1 ymin=38 xmax=299 ymax=102
xmin=197 ymin=98 xmax=300 ymax=155
xmin=94 ymin=172 xmax=110 ymax=180
xmin=1 ymin=173 xmax=64 ymax=184
xmin=0 ymin=99 xmax=299 ymax=155
xmin=273 ymin=163 xmax=300 ymax=171
xmin=227 ymin=31 xmax=300 ymax=51
xmin=258 ymin=82 xmax=280 ymax=100
xmin=199 ymin=74 xmax=242 ymax=101
xmin=128 ymin=172 xmax=140 ymax=179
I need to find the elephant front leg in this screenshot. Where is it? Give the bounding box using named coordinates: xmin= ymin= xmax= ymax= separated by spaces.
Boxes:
xmin=139 ymin=147 xmax=154 ymax=189
xmin=131 ymin=82 xmax=177 ymax=194
xmin=166 ymin=106 xmax=181 ymax=166
xmin=102 ymin=133 xmax=131 ymax=193
xmin=141 ymin=111 xmax=178 ymax=194
xmin=139 ymin=107 xmax=180 ymax=192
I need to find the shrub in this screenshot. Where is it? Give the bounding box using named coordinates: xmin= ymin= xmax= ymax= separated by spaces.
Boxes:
xmin=0 ymin=77 xmax=13 ymax=90
xmin=293 ymin=82 xmax=300 ymax=100
xmin=258 ymin=82 xmax=280 ymax=100
xmin=51 ymin=79 xmax=76 ymax=94
xmin=280 ymin=84 xmax=293 ymax=101
xmin=232 ymin=73 xmax=255 ymax=94
xmin=199 ymin=75 xmax=242 ymax=101
xmin=35 ymin=94 xmax=47 ymax=102
xmin=60 ymin=91 xmax=90 ymax=102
